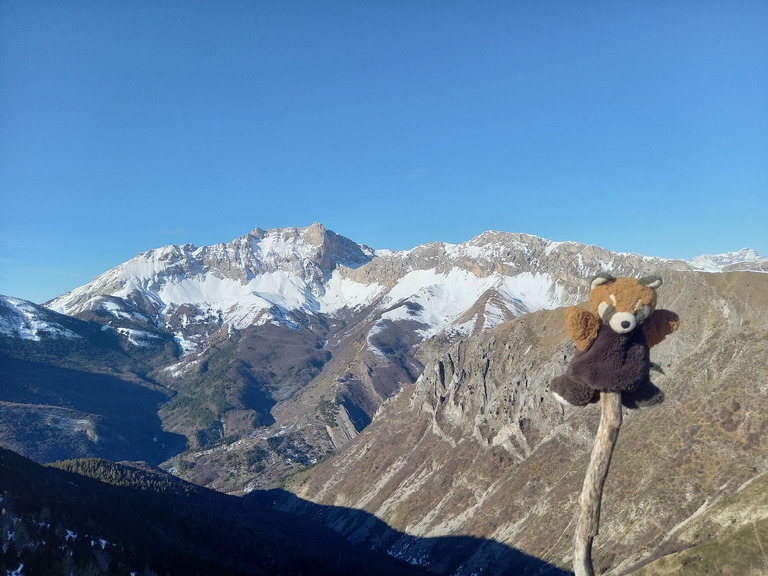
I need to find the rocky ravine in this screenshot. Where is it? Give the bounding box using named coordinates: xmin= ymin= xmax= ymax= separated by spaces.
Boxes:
xmin=279 ymin=270 xmax=768 ymax=575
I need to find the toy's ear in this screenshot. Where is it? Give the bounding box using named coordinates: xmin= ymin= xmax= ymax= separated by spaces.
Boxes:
xmin=590 ymin=273 xmax=616 ymax=291
xmin=638 ymin=275 xmax=663 ymax=289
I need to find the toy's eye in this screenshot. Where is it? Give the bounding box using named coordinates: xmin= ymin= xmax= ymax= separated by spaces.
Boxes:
xmin=598 ymin=301 xmax=615 ymax=321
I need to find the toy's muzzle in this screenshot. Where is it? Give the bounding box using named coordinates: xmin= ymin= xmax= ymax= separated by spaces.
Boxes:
xmin=609 ymin=312 xmax=637 ymax=334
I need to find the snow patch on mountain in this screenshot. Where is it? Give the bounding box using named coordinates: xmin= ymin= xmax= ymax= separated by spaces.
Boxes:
xmin=498 ymin=272 xmax=569 ymax=311
xmin=368 ymin=269 xmax=569 ymax=341
xmin=115 ymin=327 xmax=162 ymax=347
xmin=689 ymin=248 xmax=767 ymax=272
xmin=379 ymin=269 xmax=496 ymax=338
xmin=320 ymin=274 xmax=385 ymax=314
xmin=157 ymin=272 xmax=312 ymax=326
xmin=0 ymin=295 xmax=79 ymax=341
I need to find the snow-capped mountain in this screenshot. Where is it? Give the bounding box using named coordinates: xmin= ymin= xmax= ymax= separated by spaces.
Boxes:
xmin=0 ymin=295 xmax=184 ymax=464
xmin=688 ymin=247 xmax=768 ymax=272
xmin=47 ymin=223 xmax=374 ymax=349
xmin=46 ymin=223 xmax=696 ymax=357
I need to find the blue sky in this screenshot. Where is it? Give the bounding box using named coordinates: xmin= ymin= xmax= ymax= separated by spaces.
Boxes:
xmin=1 ymin=2 xmax=766 ymax=304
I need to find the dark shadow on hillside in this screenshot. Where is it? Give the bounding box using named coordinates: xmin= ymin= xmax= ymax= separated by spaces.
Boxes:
xmin=236 ymin=375 xmax=278 ymax=427
xmin=0 ymin=355 xmax=187 ymax=464
xmin=248 ymin=488 xmax=573 ymax=576
xmin=0 ymin=447 xmax=433 ymax=576
xmin=224 ymin=322 xmax=335 ymax=427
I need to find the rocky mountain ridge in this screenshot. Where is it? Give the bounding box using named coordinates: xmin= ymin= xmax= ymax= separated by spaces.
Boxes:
xmin=45 ymin=224 xmax=703 ymax=347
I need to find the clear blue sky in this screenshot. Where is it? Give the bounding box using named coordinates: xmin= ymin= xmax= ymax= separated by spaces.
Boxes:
xmin=1 ymin=2 xmax=766 ymax=304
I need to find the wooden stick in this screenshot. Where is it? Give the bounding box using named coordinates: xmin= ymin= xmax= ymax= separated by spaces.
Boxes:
xmin=573 ymin=391 xmax=623 ymax=576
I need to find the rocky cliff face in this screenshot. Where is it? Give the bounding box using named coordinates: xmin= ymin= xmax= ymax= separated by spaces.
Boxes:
xmin=285 ymin=270 xmax=768 ymax=575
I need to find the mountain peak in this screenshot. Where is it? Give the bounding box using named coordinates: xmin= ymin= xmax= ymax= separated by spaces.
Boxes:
xmin=250 ymin=222 xmax=326 ymax=245
xmin=241 ymin=223 xmax=372 ymax=272
xmin=689 ymin=248 xmax=766 ymax=272
xmin=40 ymin=224 xmax=726 ymax=359
xmin=303 ymin=221 xmax=328 ymax=245
xmin=45 ymin=224 xmax=376 ymax=335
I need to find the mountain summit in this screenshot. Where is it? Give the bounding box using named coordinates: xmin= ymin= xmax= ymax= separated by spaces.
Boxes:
xmin=47 ymin=223 xmax=373 ymax=340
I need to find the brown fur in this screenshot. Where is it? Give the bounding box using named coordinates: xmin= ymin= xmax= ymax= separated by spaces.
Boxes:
xmin=589 ymin=277 xmax=658 ymax=320
xmin=642 ymin=309 xmax=680 ymax=348
xmin=565 ymin=307 xmax=600 ymax=351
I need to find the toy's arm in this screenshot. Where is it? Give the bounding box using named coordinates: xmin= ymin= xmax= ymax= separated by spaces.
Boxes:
xmin=565 ymin=306 xmax=600 ymax=351
xmin=643 ymin=309 xmax=680 ymax=348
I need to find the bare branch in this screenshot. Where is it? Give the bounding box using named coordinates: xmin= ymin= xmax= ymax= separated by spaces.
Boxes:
xmin=573 ymin=391 xmax=623 ymax=576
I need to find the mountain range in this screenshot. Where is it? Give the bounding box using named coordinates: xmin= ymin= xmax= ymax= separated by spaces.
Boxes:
xmin=1 ymin=223 xmax=767 ymax=574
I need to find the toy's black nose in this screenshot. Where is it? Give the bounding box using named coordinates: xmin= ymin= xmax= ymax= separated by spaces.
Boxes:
xmin=621 ymin=320 xmax=631 ymax=329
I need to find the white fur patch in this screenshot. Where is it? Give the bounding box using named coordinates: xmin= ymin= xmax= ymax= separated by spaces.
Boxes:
xmin=638 ymin=402 xmax=661 ymax=410
xmin=641 ymin=277 xmax=663 ymax=289
xmin=552 ymin=391 xmax=574 ymax=406
xmin=609 ymin=311 xmax=636 ymax=333
xmin=591 ymin=276 xmax=613 ymax=290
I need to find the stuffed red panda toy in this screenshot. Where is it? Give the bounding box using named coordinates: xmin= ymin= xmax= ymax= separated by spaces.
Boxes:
xmin=551 ymin=273 xmax=680 ymax=409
